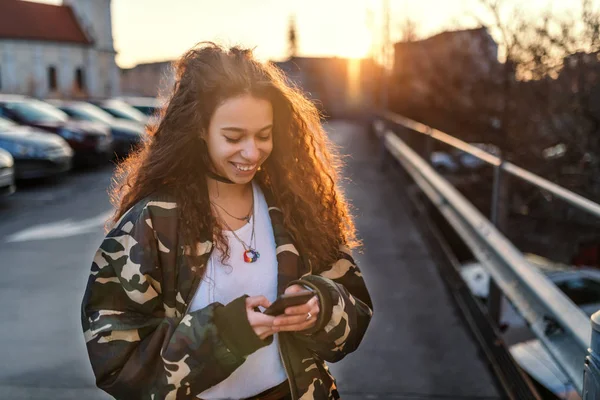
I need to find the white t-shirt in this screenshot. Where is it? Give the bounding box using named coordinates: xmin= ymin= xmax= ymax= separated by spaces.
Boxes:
xmin=190 ymin=181 xmax=287 ymax=399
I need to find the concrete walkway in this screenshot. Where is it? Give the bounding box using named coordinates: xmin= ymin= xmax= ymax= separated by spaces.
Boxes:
xmin=326 ymin=120 xmax=500 ymax=400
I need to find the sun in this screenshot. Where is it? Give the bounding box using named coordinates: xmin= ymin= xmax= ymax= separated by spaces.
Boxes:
xmin=332 ymin=23 xmax=373 ymax=59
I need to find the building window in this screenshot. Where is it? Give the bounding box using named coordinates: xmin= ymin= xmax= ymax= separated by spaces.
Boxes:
xmin=48 ymin=66 xmax=57 ymax=91
xmin=75 ymin=67 xmax=86 ymax=91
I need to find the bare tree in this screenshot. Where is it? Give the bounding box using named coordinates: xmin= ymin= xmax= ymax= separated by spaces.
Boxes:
xmin=390 ymin=25 xmax=508 ymax=147
xmin=398 ymin=18 xmax=419 ymax=43
xmin=479 ymin=0 xmax=600 ymax=199
xmin=388 ymin=0 xmax=600 ymax=263
xmin=391 ymin=0 xmax=600 ymax=199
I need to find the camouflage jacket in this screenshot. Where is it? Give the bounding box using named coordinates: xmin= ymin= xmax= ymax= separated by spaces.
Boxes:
xmin=81 ymin=189 xmax=373 ymax=400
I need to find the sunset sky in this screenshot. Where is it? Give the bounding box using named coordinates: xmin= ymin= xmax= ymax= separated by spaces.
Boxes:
xmin=32 ymin=0 xmax=589 ymax=68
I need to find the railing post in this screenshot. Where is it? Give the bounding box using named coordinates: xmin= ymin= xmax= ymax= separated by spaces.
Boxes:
xmin=491 ymin=161 xmax=503 ymax=226
xmin=488 ymin=160 xmax=506 ymax=324
xmin=376 ymin=118 xmax=389 ymax=172
xmin=424 ymin=127 xmax=434 ymax=165
xmin=583 ymin=312 xmax=600 ymax=399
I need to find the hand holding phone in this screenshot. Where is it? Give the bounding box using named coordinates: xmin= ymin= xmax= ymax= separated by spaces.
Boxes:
xmin=270 ymin=285 xmax=320 ymax=332
xmin=245 ymin=295 xmax=279 ymax=340
xmin=263 ymin=290 xmax=314 ymax=316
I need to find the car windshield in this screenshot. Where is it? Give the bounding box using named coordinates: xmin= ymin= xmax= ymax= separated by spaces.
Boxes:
xmin=7 ymin=101 xmax=68 ymax=123
xmin=132 ymin=105 xmax=158 ymax=116
xmin=0 ymin=117 xmax=16 ymax=130
xmin=102 ymin=103 xmax=146 ymax=123
xmin=556 ymin=277 xmax=600 ymax=306
xmin=64 ymin=104 xmax=114 ymax=124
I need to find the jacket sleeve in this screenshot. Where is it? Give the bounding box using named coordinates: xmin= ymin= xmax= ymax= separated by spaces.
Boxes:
xmin=288 ymin=246 xmax=373 ymax=363
xmin=81 ymin=203 xmax=271 ymax=400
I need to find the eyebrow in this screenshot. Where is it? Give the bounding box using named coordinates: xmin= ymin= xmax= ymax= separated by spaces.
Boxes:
xmin=221 ymin=124 xmax=273 ymax=134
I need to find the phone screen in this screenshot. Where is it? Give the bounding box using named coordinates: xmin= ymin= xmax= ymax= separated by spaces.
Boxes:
xmin=263 ymin=290 xmax=314 ymax=316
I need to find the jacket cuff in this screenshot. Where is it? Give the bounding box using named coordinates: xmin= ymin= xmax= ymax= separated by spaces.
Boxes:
xmin=213 ymin=295 xmax=272 ymax=359
xmin=288 ymin=275 xmax=336 ymax=335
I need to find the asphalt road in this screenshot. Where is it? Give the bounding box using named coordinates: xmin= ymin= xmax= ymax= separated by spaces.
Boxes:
xmin=0 ymin=121 xmax=501 ymax=399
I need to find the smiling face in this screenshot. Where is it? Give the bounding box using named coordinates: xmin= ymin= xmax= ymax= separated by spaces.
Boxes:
xmin=204 ymin=94 xmax=274 ymax=185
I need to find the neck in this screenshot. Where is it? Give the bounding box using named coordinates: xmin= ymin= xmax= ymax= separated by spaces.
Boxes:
xmin=207 ymin=177 xmax=252 ymax=201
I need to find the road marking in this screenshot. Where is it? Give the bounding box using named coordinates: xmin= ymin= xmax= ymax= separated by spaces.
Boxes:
xmin=5 ymin=210 xmax=114 ymax=243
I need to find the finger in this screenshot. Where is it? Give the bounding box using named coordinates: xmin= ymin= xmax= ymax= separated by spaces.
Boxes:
xmin=260 ymin=331 xmax=279 ymax=340
xmin=245 ymin=295 xmax=271 ymax=309
xmin=248 ymin=311 xmax=276 ymax=327
xmin=274 ymin=307 xmax=319 ymax=327
xmin=284 ymin=296 xmax=318 ymax=315
xmin=284 ymin=284 xmax=306 ymax=294
xmin=256 ymin=326 xmax=280 ymax=340
xmin=246 ymin=295 xmax=271 ymax=309
xmin=273 ymin=314 xmax=310 ymax=327
xmin=310 ymin=302 xmax=320 ymax=316
xmin=258 ymin=329 xmax=277 ymax=340
xmin=276 ymin=320 xmax=316 ymax=332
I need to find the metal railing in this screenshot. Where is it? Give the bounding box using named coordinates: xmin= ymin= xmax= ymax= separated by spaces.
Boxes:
xmin=375 ymin=110 xmax=600 ymax=397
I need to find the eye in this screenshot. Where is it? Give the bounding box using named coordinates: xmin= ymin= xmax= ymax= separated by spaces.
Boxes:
xmin=224 ymin=137 xmax=241 ymax=143
xmin=258 ymin=135 xmax=271 ymax=141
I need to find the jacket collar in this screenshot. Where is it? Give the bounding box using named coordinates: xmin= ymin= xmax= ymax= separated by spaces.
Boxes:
xmin=261 ymin=183 xmax=312 ymax=295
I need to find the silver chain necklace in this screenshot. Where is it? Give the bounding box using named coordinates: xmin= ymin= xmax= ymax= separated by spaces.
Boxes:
xmin=211 ymin=192 xmax=260 ymax=263
xmin=210 ymin=197 xmax=253 ymax=223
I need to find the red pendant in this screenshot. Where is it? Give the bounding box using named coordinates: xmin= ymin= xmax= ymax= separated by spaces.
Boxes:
xmin=244 ymin=249 xmax=260 ymax=263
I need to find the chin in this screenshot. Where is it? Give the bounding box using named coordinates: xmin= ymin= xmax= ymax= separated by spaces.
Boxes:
xmin=230 ymin=174 xmax=255 ymax=184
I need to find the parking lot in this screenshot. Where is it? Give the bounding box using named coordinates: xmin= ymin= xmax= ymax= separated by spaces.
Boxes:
xmin=0 ymin=163 xmax=115 ymax=399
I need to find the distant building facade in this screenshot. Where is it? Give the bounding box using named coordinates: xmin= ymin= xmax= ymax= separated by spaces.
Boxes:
xmin=120 ymin=61 xmax=175 ymax=98
xmin=121 ymin=54 xmax=381 ymax=114
xmin=392 ymin=27 xmax=499 ymax=104
xmin=275 ymin=56 xmax=380 ymax=118
xmin=0 ymin=0 xmax=119 ymax=99
xmin=390 ymin=27 xmax=506 ymax=141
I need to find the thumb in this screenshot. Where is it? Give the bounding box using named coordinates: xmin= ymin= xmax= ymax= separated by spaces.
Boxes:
xmin=245 ymin=295 xmax=271 ymax=309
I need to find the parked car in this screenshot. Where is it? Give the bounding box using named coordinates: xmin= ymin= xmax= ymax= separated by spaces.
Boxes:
xmin=0 ymin=116 xmax=73 ymax=179
xmin=49 ymin=100 xmax=144 ymax=158
xmin=430 ymin=143 xmax=501 ymax=174
xmin=460 ymin=258 xmax=595 ymax=399
xmin=510 ymin=340 xmax=581 ymax=399
xmin=91 ymin=99 xmax=149 ymax=125
xmin=0 ymin=95 xmax=112 ymax=165
xmin=116 ymin=96 xmax=162 ymax=128
xmin=117 ymin=96 xmax=161 ymax=116
xmin=508 ymin=267 xmax=598 ymax=400
xmin=0 ymin=148 xmax=15 ymax=196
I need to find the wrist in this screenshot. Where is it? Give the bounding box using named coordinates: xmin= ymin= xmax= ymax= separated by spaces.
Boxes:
xmin=214 ymin=295 xmax=273 ymax=358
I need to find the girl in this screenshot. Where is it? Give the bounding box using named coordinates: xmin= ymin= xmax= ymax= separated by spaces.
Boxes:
xmin=81 ymin=43 xmax=373 ymax=400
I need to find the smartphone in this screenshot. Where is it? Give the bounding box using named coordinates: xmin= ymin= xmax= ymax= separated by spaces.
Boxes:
xmin=263 ymin=290 xmax=315 ymax=316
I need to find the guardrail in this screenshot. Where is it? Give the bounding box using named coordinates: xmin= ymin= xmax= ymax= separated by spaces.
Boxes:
xmin=374 ymin=111 xmax=600 ymax=397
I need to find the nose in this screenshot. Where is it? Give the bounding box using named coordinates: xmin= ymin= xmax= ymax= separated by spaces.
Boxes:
xmin=241 ymin=140 xmax=260 ymax=161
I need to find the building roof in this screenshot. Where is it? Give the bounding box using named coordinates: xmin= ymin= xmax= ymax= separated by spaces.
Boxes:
xmin=125 ymin=60 xmax=173 ymax=69
xmin=394 ymin=27 xmax=492 ymax=49
xmin=0 ymin=0 xmax=91 ymax=45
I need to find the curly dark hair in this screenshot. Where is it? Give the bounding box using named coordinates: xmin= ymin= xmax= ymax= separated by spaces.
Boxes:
xmin=110 ymin=42 xmax=359 ymax=273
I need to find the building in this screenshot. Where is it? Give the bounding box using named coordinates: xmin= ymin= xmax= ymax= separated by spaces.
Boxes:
xmin=392 ymin=27 xmax=499 ymax=102
xmin=120 ymin=60 xmax=174 ymax=98
xmin=120 ymin=54 xmax=382 ymax=116
xmin=275 ymin=56 xmax=380 ymax=118
xmin=0 ymin=0 xmax=119 ymax=99
xmin=390 ymin=27 xmax=506 ymax=141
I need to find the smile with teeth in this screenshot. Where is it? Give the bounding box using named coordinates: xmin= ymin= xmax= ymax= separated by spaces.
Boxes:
xmin=232 ymin=162 xmax=257 ymax=172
